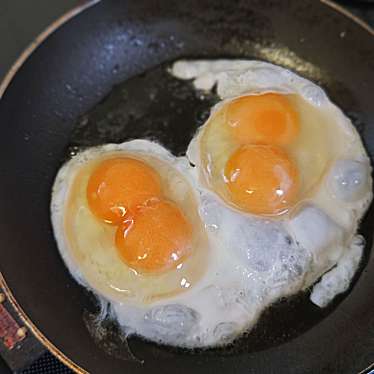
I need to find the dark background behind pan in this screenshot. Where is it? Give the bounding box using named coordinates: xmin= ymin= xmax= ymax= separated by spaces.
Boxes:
xmin=0 ymin=1 xmax=373 ymax=373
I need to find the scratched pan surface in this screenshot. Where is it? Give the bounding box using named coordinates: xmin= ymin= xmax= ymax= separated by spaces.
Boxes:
xmin=0 ymin=0 xmax=373 ymax=373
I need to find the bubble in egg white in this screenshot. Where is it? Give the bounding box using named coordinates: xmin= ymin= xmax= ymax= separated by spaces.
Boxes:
xmin=299 ymin=83 xmax=327 ymax=107
xmin=232 ymin=221 xmax=297 ymax=273
xmin=213 ymin=322 xmax=240 ymax=343
xmin=327 ymin=160 xmax=370 ymax=202
xmin=143 ymin=304 xmax=200 ymax=344
xmin=200 ymin=194 xmax=310 ymax=285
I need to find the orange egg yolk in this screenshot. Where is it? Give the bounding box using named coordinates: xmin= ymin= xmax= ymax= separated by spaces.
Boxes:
xmin=87 ymin=157 xmax=162 ymax=224
xmin=224 ymin=145 xmax=299 ymax=215
xmin=226 ymin=93 xmax=299 ymax=146
xmin=115 ymin=199 xmax=193 ymax=273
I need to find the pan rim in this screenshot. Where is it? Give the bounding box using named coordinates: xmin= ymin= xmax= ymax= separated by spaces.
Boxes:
xmin=0 ymin=2 xmax=101 ymax=372
xmin=0 ymin=1 xmax=372 ymax=373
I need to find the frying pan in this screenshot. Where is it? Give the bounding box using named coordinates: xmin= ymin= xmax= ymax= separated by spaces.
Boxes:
xmin=0 ymin=0 xmax=373 ymax=373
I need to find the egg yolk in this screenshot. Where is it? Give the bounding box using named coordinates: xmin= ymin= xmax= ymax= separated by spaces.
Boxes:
xmin=226 ymin=93 xmax=299 ymax=146
xmin=87 ymin=158 xmax=162 ymax=224
xmin=115 ymin=199 xmax=193 ymax=273
xmin=224 ymin=145 xmax=299 ymax=215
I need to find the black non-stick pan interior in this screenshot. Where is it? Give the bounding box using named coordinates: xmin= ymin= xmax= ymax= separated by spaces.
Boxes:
xmin=0 ymin=1 xmax=373 ymax=373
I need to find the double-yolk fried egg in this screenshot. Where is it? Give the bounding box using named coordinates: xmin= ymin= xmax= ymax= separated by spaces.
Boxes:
xmin=52 ymin=141 xmax=208 ymax=305
xmin=51 ymin=60 xmax=372 ymax=348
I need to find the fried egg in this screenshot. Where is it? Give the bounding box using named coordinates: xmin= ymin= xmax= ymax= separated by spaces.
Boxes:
xmin=51 ymin=60 xmax=372 ymax=349
xmin=172 ymin=59 xmax=372 ymax=306
xmin=51 ymin=140 xmax=209 ymax=305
